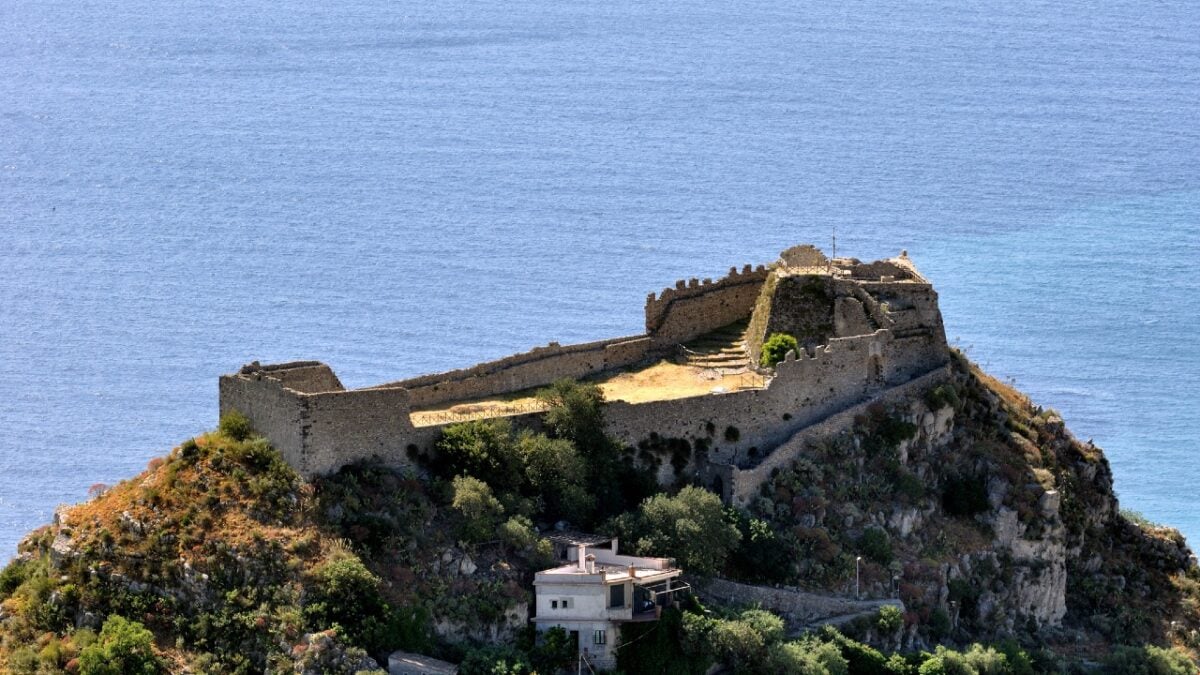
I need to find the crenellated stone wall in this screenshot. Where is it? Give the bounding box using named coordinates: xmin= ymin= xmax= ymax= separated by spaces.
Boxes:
xmin=644 ymin=264 xmax=769 ymax=346
xmin=218 ymin=247 xmax=951 ymax=482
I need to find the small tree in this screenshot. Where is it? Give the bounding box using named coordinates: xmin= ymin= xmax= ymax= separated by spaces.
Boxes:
xmin=452 ymin=475 xmax=505 ymax=543
xmin=77 ymin=615 xmax=162 ymax=675
xmin=760 ymin=333 xmax=799 ymax=367
xmin=616 ymin=486 xmax=741 ymax=575
xmin=434 ymin=420 xmax=524 ymax=489
xmin=518 ymin=431 xmax=593 ymax=523
xmin=303 ymin=551 xmax=392 ymax=651
xmin=537 ymin=379 xmax=607 ymax=456
xmin=218 ymin=410 xmax=253 ymax=441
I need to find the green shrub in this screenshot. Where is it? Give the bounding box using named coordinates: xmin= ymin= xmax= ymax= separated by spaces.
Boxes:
xmin=611 ymin=486 xmax=741 ymax=575
xmin=0 ymin=557 xmax=32 ymax=599
xmin=303 ymin=552 xmax=392 ymax=652
xmin=459 ymin=645 xmax=533 ymax=675
xmin=859 ymin=527 xmax=893 ymax=565
xmin=761 ymin=333 xmax=800 ymax=367
xmin=768 ymin=638 xmax=850 ymax=675
xmin=820 ymin=626 xmax=893 ymax=675
xmin=537 ymin=379 xmax=608 ymax=455
xmin=498 ymin=515 xmax=537 ymax=551
xmin=877 ymin=605 xmax=903 ymax=633
xmin=218 ymin=410 xmax=253 ymax=442
xmin=740 ymin=608 xmax=786 ymax=645
xmin=724 ymin=425 xmax=741 ymax=442
xmin=433 ymin=419 xmax=523 ymax=487
xmin=1100 ymin=644 xmax=1199 ymax=675
xmin=517 ymin=430 xmax=593 ymax=523
xmin=925 ymin=384 xmax=961 ymax=411
xmin=451 ymin=475 xmax=505 ymax=543
xmin=726 ymin=510 xmax=795 ymax=583
xmin=77 ymin=615 xmax=163 ymax=675
xmin=1121 ymin=509 xmax=1164 ymax=529
xmin=711 ymin=619 xmax=767 ymax=670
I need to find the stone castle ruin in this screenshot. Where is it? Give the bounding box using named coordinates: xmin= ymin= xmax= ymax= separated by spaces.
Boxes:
xmin=220 ymin=245 xmax=951 ymax=504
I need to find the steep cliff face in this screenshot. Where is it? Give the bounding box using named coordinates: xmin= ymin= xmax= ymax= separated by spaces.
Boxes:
xmin=739 ymin=350 xmax=1199 ymax=654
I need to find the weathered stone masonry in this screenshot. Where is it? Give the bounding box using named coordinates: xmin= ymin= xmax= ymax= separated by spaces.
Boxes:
xmin=219 ymin=247 xmax=951 ymax=498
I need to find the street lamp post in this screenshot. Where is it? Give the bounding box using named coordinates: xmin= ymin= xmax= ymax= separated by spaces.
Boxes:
xmin=855 ymin=556 xmax=862 ymax=599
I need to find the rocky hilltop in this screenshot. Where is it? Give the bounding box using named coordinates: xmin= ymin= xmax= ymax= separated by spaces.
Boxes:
xmin=1 ymin=248 xmax=1198 ymax=674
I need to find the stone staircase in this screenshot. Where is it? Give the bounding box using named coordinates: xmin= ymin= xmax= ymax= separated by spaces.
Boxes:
xmin=680 ymin=320 xmax=751 ymax=370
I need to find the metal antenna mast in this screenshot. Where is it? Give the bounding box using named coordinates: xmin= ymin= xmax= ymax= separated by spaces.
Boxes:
xmin=829 ymin=226 xmax=837 ymax=274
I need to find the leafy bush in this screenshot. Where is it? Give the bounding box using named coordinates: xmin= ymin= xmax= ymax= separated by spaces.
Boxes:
xmin=433 ymin=419 xmax=523 ymax=488
xmin=451 ymin=475 xmax=505 ymax=543
xmin=761 ymin=333 xmax=800 ymax=367
xmin=537 ymin=379 xmax=607 ymax=455
xmin=302 ymin=552 xmax=393 ymax=653
xmin=726 ymin=510 xmax=795 ymax=583
xmin=877 ymin=605 xmax=903 ymax=633
xmin=498 ymin=515 xmax=537 ymax=551
xmin=925 ymin=384 xmax=961 ymax=411
xmin=768 ymin=638 xmax=850 ymax=675
xmin=0 ymin=557 xmax=32 ymax=599
xmin=819 ymin=626 xmax=894 ymax=675
xmin=218 ymin=410 xmax=253 ymax=442
xmin=710 ymin=619 xmax=767 ymax=671
xmin=942 ymin=475 xmax=990 ymax=517
xmin=928 ymin=608 xmax=952 ymax=640
xmin=859 ymin=527 xmax=893 ymax=565
xmin=1122 ymin=509 xmax=1164 ymax=529
xmin=1100 ymin=644 xmax=1199 ymax=675
xmin=459 ymin=644 xmax=533 ymax=675
xmin=77 ymin=615 xmax=163 ymax=675
xmin=611 ymin=486 xmax=741 ymax=575
xmin=517 ymin=430 xmax=592 ymax=523
xmin=740 ymin=609 xmax=786 ymax=645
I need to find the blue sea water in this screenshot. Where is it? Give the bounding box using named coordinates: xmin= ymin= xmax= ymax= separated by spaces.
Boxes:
xmin=2 ymin=0 xmax=1198 ymax=560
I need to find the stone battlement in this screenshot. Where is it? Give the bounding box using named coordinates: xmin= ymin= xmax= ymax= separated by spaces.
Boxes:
xmin=219 ymin=246 xmax=950 ymax=491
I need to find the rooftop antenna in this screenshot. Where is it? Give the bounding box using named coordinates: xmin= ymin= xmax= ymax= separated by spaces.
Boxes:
xmin=828 ymin=226 xmax=837 ymax=275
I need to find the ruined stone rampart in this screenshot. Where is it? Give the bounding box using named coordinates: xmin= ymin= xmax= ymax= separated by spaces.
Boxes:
xmin=376 ymin=336 xmax=652 ymax=409
xmin=218 ymin=369 xmax=309 ymax=469
xmin=218 ymin=247 xmax=951 ymax=482
xmin=239 ymin=361 xmax=345 ymax=393
xmin=644 ymin=265 xmax=768 ymax=346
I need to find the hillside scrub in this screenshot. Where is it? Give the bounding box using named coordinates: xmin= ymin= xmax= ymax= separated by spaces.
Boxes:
xmin=3 ymin=357 xmax=1200 ymax=670
xmin=0 ymin=418 xmax=534 ymax=672
xmin=761 ymin=332 xmax=800 ymax=367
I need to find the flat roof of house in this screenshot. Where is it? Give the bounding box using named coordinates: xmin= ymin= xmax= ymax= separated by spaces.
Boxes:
xmin=537 ymin=562 xmax=681 ymax=584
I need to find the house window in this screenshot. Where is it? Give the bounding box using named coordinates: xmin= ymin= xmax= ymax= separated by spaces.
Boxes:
xmin=593 ymin=629 xmax=607 ymax=645
xmin=551 ymin=600 xmax=558 ymax=609
xmin=561 ymin=598 xmax=572 ymax=609
xmin=609 ymin=584 xmax=624 ymax=608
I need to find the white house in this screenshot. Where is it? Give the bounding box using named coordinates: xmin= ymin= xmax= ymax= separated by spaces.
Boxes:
xmin=532 ymin=537 xmax=686 ymax=670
